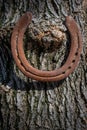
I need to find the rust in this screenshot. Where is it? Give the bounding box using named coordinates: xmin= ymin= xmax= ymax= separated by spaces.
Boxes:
xmin=11 ymin=12 xmax=82 ymax=82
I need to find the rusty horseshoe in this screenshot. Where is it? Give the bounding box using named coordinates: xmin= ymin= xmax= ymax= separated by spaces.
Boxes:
xmin=11 ymin=12 xmax=82 ymax=82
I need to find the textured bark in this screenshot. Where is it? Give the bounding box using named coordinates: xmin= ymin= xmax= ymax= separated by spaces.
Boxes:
xmin=0 ymin=0 xmax=87 ymax=130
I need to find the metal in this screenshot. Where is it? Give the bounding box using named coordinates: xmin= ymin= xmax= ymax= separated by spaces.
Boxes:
xmin=11 ymin=12 xmax=82 ymax=82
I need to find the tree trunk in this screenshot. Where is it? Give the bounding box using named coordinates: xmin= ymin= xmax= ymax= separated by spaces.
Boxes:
xmin=0 ymin=0 xmax=87 ymax=130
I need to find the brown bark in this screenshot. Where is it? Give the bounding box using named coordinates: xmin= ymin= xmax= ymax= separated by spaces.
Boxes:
xmin=0 ymin=0 xmax=87 ymax=130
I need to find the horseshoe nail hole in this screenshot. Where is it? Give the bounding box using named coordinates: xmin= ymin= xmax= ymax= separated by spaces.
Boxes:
xmin=72 ymin=59 xmax=75 ymax=63
xmin=68 ymin=66 xmax=71 ymax=69
xmin=75 ymin=52 xmax=78 ymax=56
xmin=62 ymin=71 xmax=65 ymax=74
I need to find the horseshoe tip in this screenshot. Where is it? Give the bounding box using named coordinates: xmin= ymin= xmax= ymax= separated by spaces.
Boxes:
xmin=26 ymin=12 xmax=32 ymax=18
xmin=65 ymin=16 xmax=76 ymax=27
xmin=66 ymin=16 xmax=73 ymax=21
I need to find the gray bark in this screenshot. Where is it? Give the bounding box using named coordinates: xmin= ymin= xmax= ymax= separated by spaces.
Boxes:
xmin=0 ymin=0 xmax=87 ymax=130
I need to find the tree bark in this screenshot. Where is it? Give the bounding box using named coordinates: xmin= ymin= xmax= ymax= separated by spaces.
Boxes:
xmin=0 ymin=0 xmax=87 ymax=130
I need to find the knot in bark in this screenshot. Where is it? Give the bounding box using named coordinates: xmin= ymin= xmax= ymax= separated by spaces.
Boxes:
xmin=28 ymin=19 xmax=66 ymax=51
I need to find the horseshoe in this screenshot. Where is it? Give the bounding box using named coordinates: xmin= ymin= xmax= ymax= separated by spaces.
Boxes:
xmin=11 ymin=12 xmax=82 ymax=82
